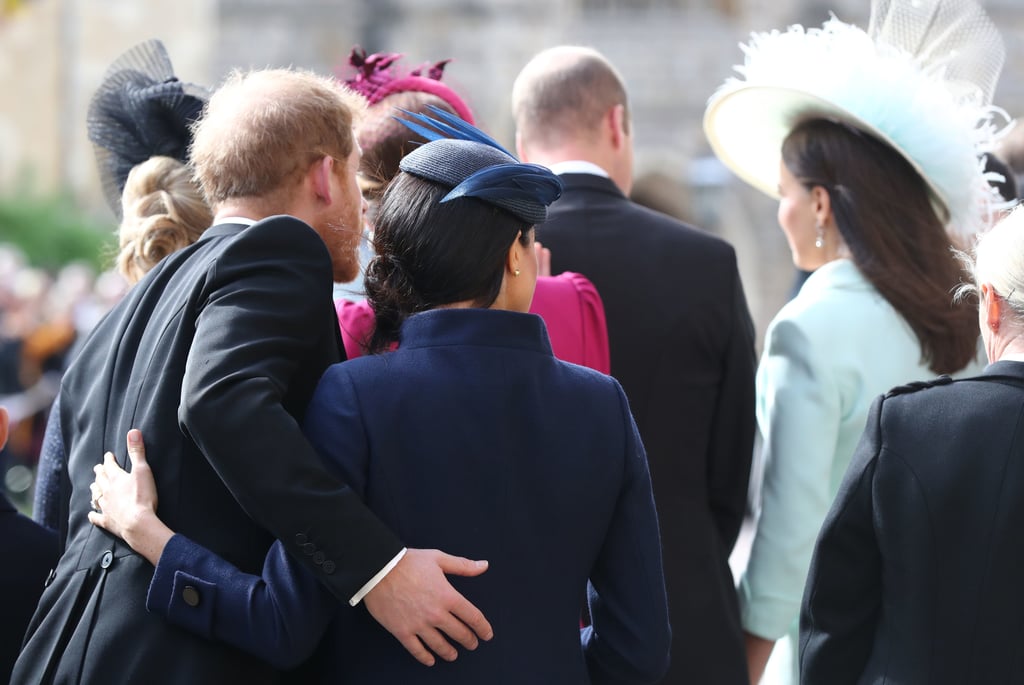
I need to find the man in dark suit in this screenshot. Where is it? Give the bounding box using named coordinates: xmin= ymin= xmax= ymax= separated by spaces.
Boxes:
xmin=12 ymin=68 xmax=490 ymax=684
xmin=0 ymin=406 xmax=58 ymax=683
xmin=513 ymin=46 xmax=757 ymax=685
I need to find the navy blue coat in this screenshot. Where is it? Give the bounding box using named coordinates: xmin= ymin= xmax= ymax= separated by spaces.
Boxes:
xmin=148 ymin=308 xmax=671 ymax=684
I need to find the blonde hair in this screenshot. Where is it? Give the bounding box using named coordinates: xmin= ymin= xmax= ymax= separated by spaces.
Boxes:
xmin=118 ymin=156 xmax=212 ymax=284
xmin=191 ymin=68 xmax=365 ymax=207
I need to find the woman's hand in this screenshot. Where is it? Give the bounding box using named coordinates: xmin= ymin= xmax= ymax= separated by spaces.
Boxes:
xmin=743 ymin=630 xmax=776 ymax=684
xmin=88 ymin=429 xmax=174 ymax=566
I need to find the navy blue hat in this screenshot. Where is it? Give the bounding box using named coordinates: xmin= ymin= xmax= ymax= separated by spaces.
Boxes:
xmin=396 ymin=106 xmax=562 ymax=224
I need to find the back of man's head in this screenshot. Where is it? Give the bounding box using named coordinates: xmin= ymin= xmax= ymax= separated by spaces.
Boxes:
xmin=512 ymin=46 xmax=629 ymax=153
xmin=191 ymin=68 xmax=365 ymax=208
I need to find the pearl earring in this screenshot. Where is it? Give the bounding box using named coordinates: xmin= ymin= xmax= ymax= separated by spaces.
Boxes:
xmin=814 ymin=222 xmax=825 ymax=249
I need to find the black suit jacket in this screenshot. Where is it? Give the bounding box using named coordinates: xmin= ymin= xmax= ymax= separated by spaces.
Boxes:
xmin=537 ymin=173 xmax=756 ymax=685
xmin=0 ymin=493 xmax=57 ymax=684
xmin=11 ymin=217 xmax=402 ymax=685
xmin=801 ymin=361 xmax=1024 ymax=684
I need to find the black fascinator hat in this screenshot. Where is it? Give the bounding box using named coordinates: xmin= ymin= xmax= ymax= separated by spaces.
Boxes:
xmin=87 ymin=39 xmax=210 ymax=217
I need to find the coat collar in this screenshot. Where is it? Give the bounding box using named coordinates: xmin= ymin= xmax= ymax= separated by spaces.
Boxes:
xmin=800 ymin=258 xmax=873 ymax=294
xmin=982 ymin=359 xmax=1024 ymax=382
xmin=555 ymin=173 xmax=627 ymax=200
xmin=197 ymin=221 xmax=250 ymax=243
xmin=399 ymin=308 xmax=553 ymax=356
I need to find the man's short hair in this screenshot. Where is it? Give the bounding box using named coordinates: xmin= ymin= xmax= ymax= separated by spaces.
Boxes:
xmin=191 ymin=68 xmax=365 ymax=206
xmin=512 ymin=46 xmax=629 ymax=148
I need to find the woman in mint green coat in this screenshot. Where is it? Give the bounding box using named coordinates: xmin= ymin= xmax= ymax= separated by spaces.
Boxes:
xmin=703 ymin=1 xmax=1007 ymax=680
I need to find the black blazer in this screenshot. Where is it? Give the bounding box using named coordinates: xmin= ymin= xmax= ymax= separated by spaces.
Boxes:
xmin=0 ymin=493 xmax=57 ymax=684
xmin=537 ymin=174 xmax=757 ymax=685
xmin=11 ymin=218 xmax=402 ymax=685
xmin=800 ymin=361 xmax=1024 ymax=684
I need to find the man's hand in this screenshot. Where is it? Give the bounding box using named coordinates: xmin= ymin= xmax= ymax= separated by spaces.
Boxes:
xmin=364 ymin=548 xmax=492 ymax=666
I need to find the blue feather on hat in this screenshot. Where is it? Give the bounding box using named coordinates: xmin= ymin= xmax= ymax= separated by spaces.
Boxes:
xmin=395 ymin=107 xmax=562 ymax=224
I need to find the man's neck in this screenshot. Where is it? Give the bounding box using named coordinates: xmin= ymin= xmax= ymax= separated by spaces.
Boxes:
xmin=520 ymin=145 xmax=625 ymax=194
xmin=213 ymin=202 xmax=269 ymax=225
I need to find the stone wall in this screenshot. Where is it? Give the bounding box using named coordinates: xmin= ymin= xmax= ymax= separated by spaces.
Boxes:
xmin=0 ymin=0 xmax=215 ymax=212
xmin=2 ymin=0 xmax=1023 ymax=337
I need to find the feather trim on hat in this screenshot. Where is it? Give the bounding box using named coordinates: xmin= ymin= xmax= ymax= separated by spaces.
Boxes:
xmin=706 ymin=3 xmax=1012 ymax=242
xmin=396 ymin=107 xmax=562 ymax=224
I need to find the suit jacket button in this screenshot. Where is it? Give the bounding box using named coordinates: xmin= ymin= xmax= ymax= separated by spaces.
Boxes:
xmin=313 ymin=551 xmax=325 ymax=565
xmin=302 ymin=543 xmax=316 ymax=556
xmin=182 ymin=586 xmax=201 ymax=607
xmin=322 ymin=560 xmax=336 ymax=575
xmin=295 ymin=533 xmax=308 ymax=545
xmin=100 ymin=551 xmax=113 ymax=569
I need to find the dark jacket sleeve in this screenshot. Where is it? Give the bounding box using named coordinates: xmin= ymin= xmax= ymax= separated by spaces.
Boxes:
xmin=583 ymin=383 xmax=672 ymax=685
xmin=706 ymin=259 xmax=756 ymax=551
xmin=146 ymin=534 xmax=337 ymax=670
xmin=799 ymin=395 xmax=884 ymax=684
xmin=179 ymin=217 xmax=402 ymax=602
xmin=33 ymin=395 xmax=69 ymax=537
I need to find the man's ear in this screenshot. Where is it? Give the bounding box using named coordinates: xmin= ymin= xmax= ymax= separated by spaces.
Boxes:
xmin=609 ymin=104 xmax=627 ymax=149
xmin=0 ymin=407 xmax=8 ymax=451
xmin=311 ymin=156 xmax=334 ymax=204
xmin=981 ymin=283 xmax=1002 ymax=333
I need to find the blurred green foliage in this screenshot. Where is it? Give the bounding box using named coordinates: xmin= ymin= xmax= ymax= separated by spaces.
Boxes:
xmin=0 ymin=185 xmax=116 ymax=272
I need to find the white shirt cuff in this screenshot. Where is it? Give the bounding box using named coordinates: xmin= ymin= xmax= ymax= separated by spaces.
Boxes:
xmin=348 ymin=548 xmax=407 ymax=606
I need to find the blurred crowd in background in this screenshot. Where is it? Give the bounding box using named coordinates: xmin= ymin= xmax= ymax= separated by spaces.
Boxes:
xmin=0 ymin=249 xmax=126 ymax=507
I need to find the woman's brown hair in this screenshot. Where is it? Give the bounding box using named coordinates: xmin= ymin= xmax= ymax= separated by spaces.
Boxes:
xmin=782 ymin=118 xmax=978 ymax=374
xmin=356 ymin=91 xmax=460 ymax=204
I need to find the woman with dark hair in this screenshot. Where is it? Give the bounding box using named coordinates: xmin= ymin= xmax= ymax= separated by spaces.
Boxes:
xmin=703 ymin=0 xmax=1006 ymax=681
xmin=778 ymin=118 xmax=979 ymax=375
xmin=336 ymin=49 xmax=610 ymax=373
xmin=86 ymin=110 xmax=671 ymax=684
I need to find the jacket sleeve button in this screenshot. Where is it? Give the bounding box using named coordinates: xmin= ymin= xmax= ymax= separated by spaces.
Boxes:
xmin=322 ymin=560 xmax=336 ymax=575
xmin=182 ymin=586 xmax=201 ymax=607
xmin=295 ymin=533 xmax=308 ymax=545
xmin=302 ymin=543 xmax=316 ymax=556
xmin=313 ymin=551 xmax=326 ymax=565
xmin=100 ymin=551 xmax=114 ymax=569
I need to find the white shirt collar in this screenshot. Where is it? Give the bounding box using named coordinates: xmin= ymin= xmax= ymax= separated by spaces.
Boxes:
xmin=215 ymin=216 xmax=258 ymax=227
xmin=546 ymin=160 xmax=610 ymax=178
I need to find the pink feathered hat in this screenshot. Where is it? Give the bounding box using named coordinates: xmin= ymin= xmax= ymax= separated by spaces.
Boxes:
xmin=340 ymin=47 xmax=475 ymax=124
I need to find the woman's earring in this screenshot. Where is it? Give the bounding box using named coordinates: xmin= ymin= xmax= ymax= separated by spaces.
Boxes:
xmin=814 ymin=222 xmax=825 ymax=249
xmin=514 ymin=268 xmax=521 ymax=277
